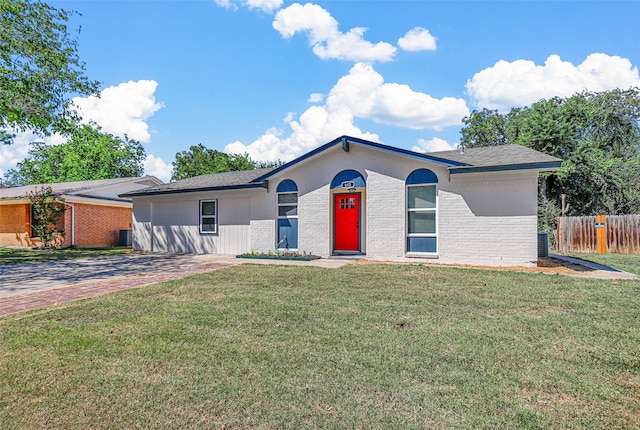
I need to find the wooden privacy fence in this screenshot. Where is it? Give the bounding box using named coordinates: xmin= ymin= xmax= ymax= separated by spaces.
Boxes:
xmin=556 ymin=214 xmax=640 ymax=254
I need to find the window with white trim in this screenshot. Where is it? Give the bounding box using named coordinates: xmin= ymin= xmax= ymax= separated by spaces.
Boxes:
xmin=200 ymin=200 xmax=217 ymax=234
xmin=276 ymin=180 xmax=298 ymax=249
xmin=406 ymin=169 xmax=438 ymax=253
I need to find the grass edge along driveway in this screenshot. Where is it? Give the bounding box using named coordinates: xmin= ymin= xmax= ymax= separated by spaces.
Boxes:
xmin=0 ymin=246 xmax=131 ymax=266
xmin=1 ymin=263 xmax=638 ymax=429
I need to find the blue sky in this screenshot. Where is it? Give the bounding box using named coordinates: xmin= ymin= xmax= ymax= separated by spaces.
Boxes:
xmin=2 ymin=0 xmax=639 ymax=182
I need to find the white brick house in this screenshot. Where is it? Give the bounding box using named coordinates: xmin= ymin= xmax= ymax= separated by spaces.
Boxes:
xmin=121 ymin=136 xmax=561 ymax=267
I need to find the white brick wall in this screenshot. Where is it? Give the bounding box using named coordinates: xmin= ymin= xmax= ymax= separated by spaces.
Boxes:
xmin=437 ymin=177 xmax=539 ymax=266
xmin=298 ymin=184 xmax=331 ymax=257
xmin=250 ymin=219 xmax=275 ymax=253
xmin=365 ymin=170 xmax=405 ymax=259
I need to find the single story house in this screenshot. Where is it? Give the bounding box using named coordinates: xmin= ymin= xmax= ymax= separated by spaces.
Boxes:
xmin=121 ymin=136 xmax=562 ymax=266
xmin=0 ymin=176 xmax=162 ymax=247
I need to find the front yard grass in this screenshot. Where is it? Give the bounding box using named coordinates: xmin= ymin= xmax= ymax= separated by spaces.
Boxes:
xmin=1 ymin=263 xmax=638 ymax=429
xmin=0 ymin=246 xmax=131 ymax=266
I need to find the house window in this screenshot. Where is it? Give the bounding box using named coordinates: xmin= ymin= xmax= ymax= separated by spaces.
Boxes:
xmin=277 ymin=179 xmax=298 ymax=249
xmin=406 ymin=169 xmax=438 ymax=253
xmin=200 ymin=200 xmax=217 ymax=234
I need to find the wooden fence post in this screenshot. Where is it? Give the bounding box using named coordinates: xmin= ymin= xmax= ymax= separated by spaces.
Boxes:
xmin=596 ymin=215 xmax=607 ymax=254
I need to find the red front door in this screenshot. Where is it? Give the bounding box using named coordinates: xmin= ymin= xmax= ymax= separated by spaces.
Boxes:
xmin=334 ymin=193 xmax=360 ymax=251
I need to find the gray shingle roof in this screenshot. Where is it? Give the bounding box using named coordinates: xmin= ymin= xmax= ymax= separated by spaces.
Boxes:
xmin=118 ymin=138 xmax=563 ymax=197
xmin=429 ymin=144 xmax=562 ymax=168
xmin=0 ymin=177 xmax=159 ymax=200
xmin=120 ymin=168 xmax=276 ymax=197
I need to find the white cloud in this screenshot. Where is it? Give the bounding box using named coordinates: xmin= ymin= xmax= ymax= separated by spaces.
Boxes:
xmin=214 ymin=0 xmax=282 ymax=13
xmin=0 ymin=131 xmax=66 ymax=180
xmin=466 ymin=53 xmax=640 ymax=111
xmin=214 ymin=0 xmax=236 ymax=10
xmin=0 ymin=132 xmax=33 ymax=179
xmin=398 ymin=27 xmax=437 ymax=52
xmin=1 ymin=80 xmax=163 ymax=180
xmin=412 ymin=137 xmax=455 ymax=153
xmin=245 ymin=0 xmax=283 ymax=13
xmin=224 ymin=63 xmax=468 ymax=161
xmin=273 ymin=3 xmax=396 ymax=63
xmin=143 ymin=154 xmax=172 ymax=183
xmin=308 ymin=93 xmax=324 ymax=103
xmin=328 ymin=63 xmax=468 ymax=130
xmin=225 ymin=105 xmax=378 ymax=162
xmin=72 ymin=80 xmax=164 ymax=143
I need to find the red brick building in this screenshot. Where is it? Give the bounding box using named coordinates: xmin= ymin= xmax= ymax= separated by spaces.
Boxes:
xmin=0 ymin=177 xmax=162 ymax=247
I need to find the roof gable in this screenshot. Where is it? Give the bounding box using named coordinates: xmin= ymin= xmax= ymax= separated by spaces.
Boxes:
xmin=116 ymin=136 xmax=563 ymax=197
xmin=251 ymin=135 xmax=469 ymax=183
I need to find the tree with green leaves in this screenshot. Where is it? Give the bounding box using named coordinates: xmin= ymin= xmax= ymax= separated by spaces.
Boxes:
xmin=0 ymin=0 xmax=99 ymax=144
xmin=460 ymin=88 xmax=640 ymax=220
xmin=5 ymin=124 xmax=145 ymax=185
xmin=171 ymin=144 xmax=280 ymax=181
xmin=27 ymin=185 xmax=66 ymax=248
xmin=461 ymin=88 xmax=640 ymax=240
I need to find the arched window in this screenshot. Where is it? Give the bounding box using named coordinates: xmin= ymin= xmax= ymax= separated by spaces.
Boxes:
xmin=277 ymin=179 xmax=298 ymax=249
xmin=406 ymin=169 xmax=438 ymax=253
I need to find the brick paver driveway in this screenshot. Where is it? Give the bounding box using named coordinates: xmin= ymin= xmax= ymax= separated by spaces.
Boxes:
xmin=0 ymin=253 xmax=239 ymax=317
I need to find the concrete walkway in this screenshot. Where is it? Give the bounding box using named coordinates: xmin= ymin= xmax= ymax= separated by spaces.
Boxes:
xmin=549 ymin=253 xmax=639 ymax=280
xmin=0 ymin=254 xmax=352 ymax=317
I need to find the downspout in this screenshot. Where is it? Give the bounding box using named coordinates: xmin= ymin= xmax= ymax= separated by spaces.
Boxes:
xmin=58 ymin=200 xmax=75 ymax=247
xmin=150 ymin=201 xmax=154 ymax=253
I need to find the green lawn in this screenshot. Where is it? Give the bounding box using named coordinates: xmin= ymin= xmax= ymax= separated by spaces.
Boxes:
xmin=0 ymin=246 xmax=131 ymax=266
xmin=1 ymin=264 xmax=638 ymax=429
xmin=561 ymin=252 xmax=640 ymax=277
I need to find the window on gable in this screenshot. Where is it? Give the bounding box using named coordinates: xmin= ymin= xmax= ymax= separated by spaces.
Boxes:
xmin=200 ymin=200 xmax=217 ymax=234
xmin=406 ymin=169 xmax=438 ymax=253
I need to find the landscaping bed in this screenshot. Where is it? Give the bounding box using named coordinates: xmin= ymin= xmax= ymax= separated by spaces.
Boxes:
xmin=236 ymin=251 xmax=320 ymax=261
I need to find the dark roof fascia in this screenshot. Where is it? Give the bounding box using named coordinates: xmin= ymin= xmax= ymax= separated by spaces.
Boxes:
xmin=120 ymin=182 xmax=268 ymax=198
xmin=251 ymin=135 xmax=469 ymax=183
xmin=448 ymin=160 xmax=563 ymax=175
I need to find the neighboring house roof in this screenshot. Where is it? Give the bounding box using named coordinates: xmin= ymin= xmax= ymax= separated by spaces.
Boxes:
xmin=0 ymin=176 xmax=162 ymax=203
xmin=121 ymin=136 xmax=563 ymax=197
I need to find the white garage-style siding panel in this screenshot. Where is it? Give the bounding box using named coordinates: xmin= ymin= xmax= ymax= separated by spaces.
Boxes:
xmin=151 ymin=199 xmax=207 ymax=253
xmin=131 ymin=199 xmax=152 ymax=252
xmin=218 ymin=197 xmax=252 ymax=255
xmin=133 ymin=192 xmax=257 ymax=254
